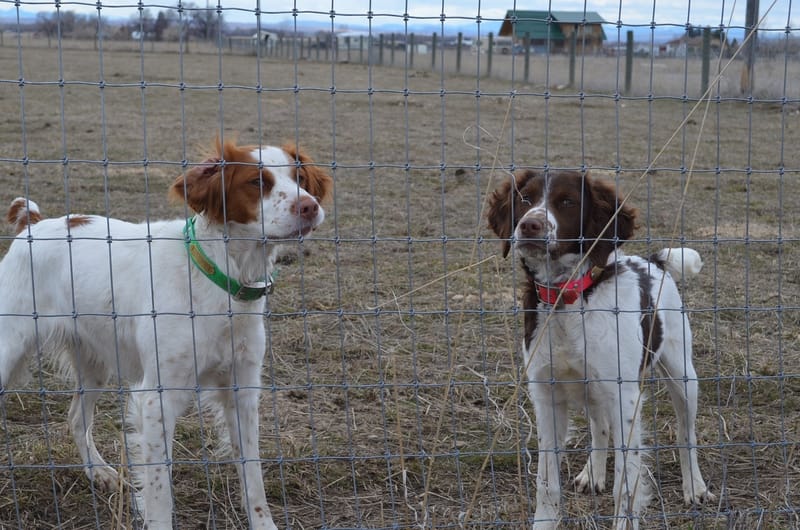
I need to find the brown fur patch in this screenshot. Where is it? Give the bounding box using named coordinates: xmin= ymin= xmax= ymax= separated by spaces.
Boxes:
xmin=67 ymin=215 xmax=93 ymax=229
xmin=7 ymin=198 xmax=42 ymax=235
xmin=282 ymin=143 xmax=333 ymax=203
xmin=170 ymin=138 xmax=274 ymax=225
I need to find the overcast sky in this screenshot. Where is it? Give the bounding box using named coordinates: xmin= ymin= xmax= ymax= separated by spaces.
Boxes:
xmin=11 ymin=1 xmax=797 ymax=32
xmin=284 ymin=1 xmax=794 ymax=28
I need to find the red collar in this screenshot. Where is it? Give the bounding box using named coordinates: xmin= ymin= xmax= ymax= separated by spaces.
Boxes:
xmin=536 ymin=266 xmax=603 ymax=305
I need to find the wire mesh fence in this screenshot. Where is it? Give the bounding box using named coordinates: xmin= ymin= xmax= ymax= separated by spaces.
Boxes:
xmin=0 ymin=2 xmax=798 ymax=529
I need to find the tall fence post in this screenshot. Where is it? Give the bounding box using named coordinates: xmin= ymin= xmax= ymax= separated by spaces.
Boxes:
xmin=378 ymin=34 xmax=384 ymax=65
xmin=569 ymin=28 xmax=577 ymax=88
xmin=486 ymin=32 xmax=494 ymax=78
xmin=524 ymin=31 xmax=531 ymax=83
xmin=456 ymin=32 xmax=463 ymax=74
xmin=741 ymin=0 xmax=759 ymax=94
xmin=409 ymin=33 xmax=415 ymax=68
xmin=431 ymin=32 xmax=437 ymax=69
xmin=359 ymin=35 xmax=364 ymax=63
xmin=390 ymin=34 xmax=396 ymax=66
xmin=701 ymin=26 xmax=711 ymax=95
xmin=625 ymin=30 xmax=633 ymax=95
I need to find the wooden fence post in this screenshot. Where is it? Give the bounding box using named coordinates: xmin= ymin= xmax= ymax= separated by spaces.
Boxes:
xmin=625 ymin=30 xmax=633 ymax=95
xmin=524 ymin=32 xmax=531 ymax=83
xmin=741 ymin=0 xmax=759 ymax=94
xmin=487 ymin=32 xmax=494 ymax=78
xmin=456 ymin=32 xmax=463 ymax=73
xmin=701 ymin=27 xmax=711 ymax=95
xmin=431 ymin=32 xmax=437 ymax=69
xmin=569 ymin=28 xmax=577 ymax=88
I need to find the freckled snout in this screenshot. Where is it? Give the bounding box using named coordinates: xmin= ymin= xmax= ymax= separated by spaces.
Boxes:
xmin=294 ymin=196 xmax=320 ymax=221
xmin=290 ymin=195 xmax=325 ymax=237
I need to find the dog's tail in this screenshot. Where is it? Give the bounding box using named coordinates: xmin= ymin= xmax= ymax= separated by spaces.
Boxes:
xmin=652 ymin=247 xmax=703 ymax=282
xmin=7 ymin=197 xmax=42 ymax=235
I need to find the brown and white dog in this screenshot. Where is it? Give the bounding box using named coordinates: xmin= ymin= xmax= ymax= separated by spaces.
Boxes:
xmin=0 ymin=138 xmax=332 ymax=529
xmin=487 ymin=169 xmax=712 ymax=529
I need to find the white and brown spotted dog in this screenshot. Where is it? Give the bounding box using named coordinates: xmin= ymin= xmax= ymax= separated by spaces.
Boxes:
xmin=487 ymin=169 xmax=713 ymax=529
xmin=0 ymin=138 xmax=332 ymax=529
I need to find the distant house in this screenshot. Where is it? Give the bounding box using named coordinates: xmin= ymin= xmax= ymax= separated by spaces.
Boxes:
xmin=662 ymin=33 xmax=725 ymax=58
xmin=498 ymin=10 xmax=607 ymax=54
xmin=253 ymin=30 xmax=278 ymax=44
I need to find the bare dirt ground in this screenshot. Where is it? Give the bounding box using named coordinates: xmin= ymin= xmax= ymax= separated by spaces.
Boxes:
xmin=0 ymin=42 xmax=798 ymax=529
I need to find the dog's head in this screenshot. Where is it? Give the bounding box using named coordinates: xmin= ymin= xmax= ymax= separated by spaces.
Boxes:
xmin=486 ymin=170 xmax=637 ymax=268
xmin=171 ymin=138 xmax=333 ymax=238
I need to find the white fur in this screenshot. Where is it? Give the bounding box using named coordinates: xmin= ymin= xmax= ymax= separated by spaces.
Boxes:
xmin=0 ymin=146 xmax=325 ymax=530
xmin=523 ymin=251 xmax=713 ymax=529
xmin=655 ymin=247 xmax=703 ymax=281
xmin=518 ymin=245 xmax=712 ymax=529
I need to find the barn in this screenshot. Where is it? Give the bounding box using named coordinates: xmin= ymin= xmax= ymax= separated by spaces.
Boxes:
xmin=498 ymin=10 xmax=607 ymax=54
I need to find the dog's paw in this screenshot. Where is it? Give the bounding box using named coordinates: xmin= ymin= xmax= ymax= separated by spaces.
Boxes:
xmin=86 ymin=465 xmax=120 ymax=492
xmin=574 ymin=462 xmax=605 ymax=494
xmin=683 ymin=482 xmax=715 ymax=506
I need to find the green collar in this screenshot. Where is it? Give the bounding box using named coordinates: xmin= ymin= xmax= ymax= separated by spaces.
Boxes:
xmin=183 ymin=217 xmax=273 ymax=302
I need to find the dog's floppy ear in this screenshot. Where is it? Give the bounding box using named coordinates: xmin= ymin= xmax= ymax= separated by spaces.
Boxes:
xmin=170 ymin=157 xmax=223 ymax=215
xmin=585 ymin=176 xmax=638 ymax=268
xmin=486 ymin=176 xmax=516 ymax=258
xmin=282 ymin=143 xmax=333 ymax=204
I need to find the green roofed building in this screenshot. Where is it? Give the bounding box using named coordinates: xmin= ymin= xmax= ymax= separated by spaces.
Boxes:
xmin=498 ymin=10 xmax=608 ymax=53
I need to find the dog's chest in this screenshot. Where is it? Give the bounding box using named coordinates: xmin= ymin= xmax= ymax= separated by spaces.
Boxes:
xmin=526 ymin=310 xmax=593 ymax=380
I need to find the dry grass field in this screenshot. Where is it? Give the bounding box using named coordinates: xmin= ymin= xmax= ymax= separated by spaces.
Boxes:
xmin=0 ymin=40 xmax=798 ymax=529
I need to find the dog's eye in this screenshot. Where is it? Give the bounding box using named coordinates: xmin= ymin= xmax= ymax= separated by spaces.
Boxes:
xmin=250 ymin=178 xmax=263 ymax=187
xmin=560 ymin=198 xmax=576 ymax=208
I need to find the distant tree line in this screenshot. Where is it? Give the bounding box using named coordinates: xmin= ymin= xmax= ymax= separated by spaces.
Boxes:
xmin=30 ymin=3 xmax=224 ymax=41
xmin=684 ymin=23 xmax=800 ymax=58
xmin=14 ymin=9 xmax=800 ymax=57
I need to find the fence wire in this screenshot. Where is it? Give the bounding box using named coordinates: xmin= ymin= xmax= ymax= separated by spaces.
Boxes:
xmin=0 ymin=1 xmax=798 ymax=529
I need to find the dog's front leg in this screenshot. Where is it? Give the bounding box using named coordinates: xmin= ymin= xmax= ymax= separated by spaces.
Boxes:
xmin=574 ymin=401 xmax=610 ymax=494
xmin=529 ymin=378 xmax=569 ymax=530
xmin=136 ymin=385 xmax=192 ymax=530
xmin=223 ymin=354 xmax=276 ymax=530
